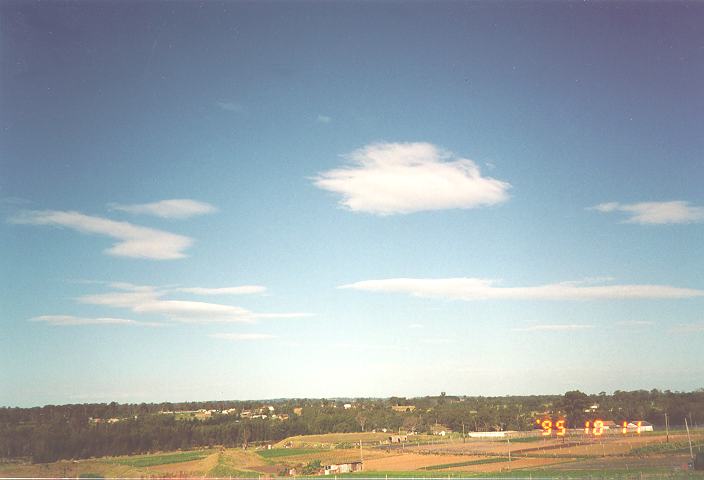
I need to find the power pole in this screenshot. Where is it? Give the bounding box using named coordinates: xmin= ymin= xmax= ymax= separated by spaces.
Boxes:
xmin=507 ymin=433 xmax=511 ymax=464
xmin=665 ymin=413 xmax=670 ymax=443
xmin=685 ymin=417 xmax=694 ymax=461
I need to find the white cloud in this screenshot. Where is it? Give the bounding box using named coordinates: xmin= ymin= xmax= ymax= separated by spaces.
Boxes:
xmin=591 ymin=201 xmax=704 ymax=224
xmin=29 ymin=315 xmax=162 ymax=327
xmin=339 ymin=277 xmax=704 ymax=301
xmin=11 ymin=210 xmax=192 ymax=260
xmin=175 ymin=285 xmax=267 ymax=295
xmin=109 ymin=199 xmax=217 ymax=219
xmin=317 ymin=114 xmax=332 ymax=124
xmin=77 ymin=284 xmax=309 ymax=323
xmin=313 ymin=142 xmax=510 ymax=215
xmin=210 ymin=333 xmax=276 ymax=341
xmin=512 ymin=324 xmax=593 ymax=332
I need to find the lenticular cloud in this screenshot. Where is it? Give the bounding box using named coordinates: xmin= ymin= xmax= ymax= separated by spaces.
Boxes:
xmin=313 ymin=142 xmax=511 ymax=215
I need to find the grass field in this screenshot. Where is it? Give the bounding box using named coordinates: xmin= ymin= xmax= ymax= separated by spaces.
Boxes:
xmin=110 ymin=450 xmax=211 ymax=467
xmin=258 ymin=448 xmax=321 ymax=459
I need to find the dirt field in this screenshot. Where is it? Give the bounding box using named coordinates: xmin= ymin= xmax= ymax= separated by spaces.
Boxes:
xmin=362 ymin=453 xmax=483 ymax=471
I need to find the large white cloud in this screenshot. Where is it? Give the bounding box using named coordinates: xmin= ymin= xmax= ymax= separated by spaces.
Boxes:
xmin=313 ymin=142 xmax=510 ymax=215
xmin=339 ymin=277 xmax=704 ymax=301
xmin=109 ymin=199 xmax=217 ymax=219
xmin=11 ymin=210 xmax=192 ymax=260
xmin=591 ymin=201 xmax=704 ymax=224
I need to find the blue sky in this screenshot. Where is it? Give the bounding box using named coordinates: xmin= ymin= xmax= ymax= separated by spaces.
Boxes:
xmin=1 ymin=1 xmax=703 ymax=407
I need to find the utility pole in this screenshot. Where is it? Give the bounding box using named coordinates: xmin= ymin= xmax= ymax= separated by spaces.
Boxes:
xmin=462 ymin=423 xmax=465 ymax=443
xmin=507 ymin=433 xmax=511 ymax=464
xmin=665 ymin=413 xmax=670 ymax=443
xmin=685 ymin=417 xmax=694 ymax=461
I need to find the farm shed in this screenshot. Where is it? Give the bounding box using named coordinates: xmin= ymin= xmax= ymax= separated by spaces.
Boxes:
xmin=323 ymin=461 xmax=363 ymax=475
xmin=388 ymin=435 xmax=408 ymax=443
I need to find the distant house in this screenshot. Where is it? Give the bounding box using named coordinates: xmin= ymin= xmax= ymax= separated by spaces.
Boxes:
xmin=388 ymin=435 xmax=407 ymax=443
xmin=431 ymin=424 xmax=452 ymax=436
xmin=391 ymin=405 xmax=416 ymax=413
xmin=601 ymin=420 xmax=617 ymax=430
xmin=343 ymin=403 xmax=352 ymax=410
xmin=195 ymin=410 xmax=212 ymax=420
xmin=240 ymin=410 xmax=252 ymax=418
xmin=293 ymin=407 xmax=303 ymax=416
xmin=627 ymin=421 xmax=654 ymax=432
xmin=323 ymin=461 xmax=363 ymax=475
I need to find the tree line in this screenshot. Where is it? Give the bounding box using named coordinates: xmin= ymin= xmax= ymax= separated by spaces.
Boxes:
xmin=1 ymin=389 xmax=702 ymax=463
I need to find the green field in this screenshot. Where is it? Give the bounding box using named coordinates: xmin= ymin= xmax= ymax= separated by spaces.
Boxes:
xmin=110 ymin=450 xmax=210 ymax=467
xmin=258 ymin=448 xmax=321 ymax=459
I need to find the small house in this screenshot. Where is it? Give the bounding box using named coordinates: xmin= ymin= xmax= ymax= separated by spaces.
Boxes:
xmin=323 ymin=462 xmax=363 ymax=475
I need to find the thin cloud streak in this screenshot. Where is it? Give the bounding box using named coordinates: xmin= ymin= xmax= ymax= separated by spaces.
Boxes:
xmin=176 ymin=286 xmax=266 ymax=295
xmin=11 ymin=210 xmax=192 ymax=260
xmin=109 ymin=199 xmax=217 ymax=219
xmin=591 ymin=201 xmax=704 ymax=224
xmin=210 ymin=333 xmax=276 ymax=341
xmin=30 ymin=315 xmax=162 ymax=327
xmin=339 ymin=278 xmax=704 ymax=301
xmin=671 ymin=322 xmax=704 ymax=333
xmin=313 ymin=142 xmax=510 ymax=215
xmin=615 ymin=320 xmax=655 ymax=327
xmin=512 ymin=324 xmax=593 ymax=332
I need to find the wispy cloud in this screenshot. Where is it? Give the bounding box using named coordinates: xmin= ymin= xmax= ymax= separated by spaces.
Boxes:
xmin=210 ymin=333 xmax=276 ymax=341
xmin=420 ymin=337 xmax=455 ymax=344
xmin=77 ymin=284 xmax=309 ymax=323
xmin=313 ymin=142 xmax=510 ymax=215
xmin=216 ymin=101 xmax=243 ymax=113
xmin=340 ymin=277 xmax=704 ymax=301
xmin=671 ymin=322 xmax=704 ymax=333
xmin=109 ymin=199 xmax=217 ymax=219
xmin=316 ymin=114 xmax=332 ymax=124
xmin=175 ymin=285 xmax=266 ymax=295
xmin=11 ymin=210 xmax=192 ymax=260
xmin=29 ymin=315 xmax=162 ymax=327
xmin=615 ymin=320 xmax=655 ymax=327
xmin=591 ymin=201 xmax=704 ymax=224
xmin=408 ymin=323 xmax=424 ymax=329
xmin=512 ymin=324 xmax=593 ymax=332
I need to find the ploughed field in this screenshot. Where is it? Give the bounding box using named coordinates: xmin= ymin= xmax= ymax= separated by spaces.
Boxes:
xmin=1 ymin=430 xmax=702 ymax=478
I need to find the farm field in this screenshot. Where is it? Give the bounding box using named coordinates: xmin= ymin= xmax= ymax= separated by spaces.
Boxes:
xmin=1 ymin=431 xmax=702 ymax=478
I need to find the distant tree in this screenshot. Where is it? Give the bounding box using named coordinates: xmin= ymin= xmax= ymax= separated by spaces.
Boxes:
xmin=560 ymin=391 xmax=591 ymax=428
